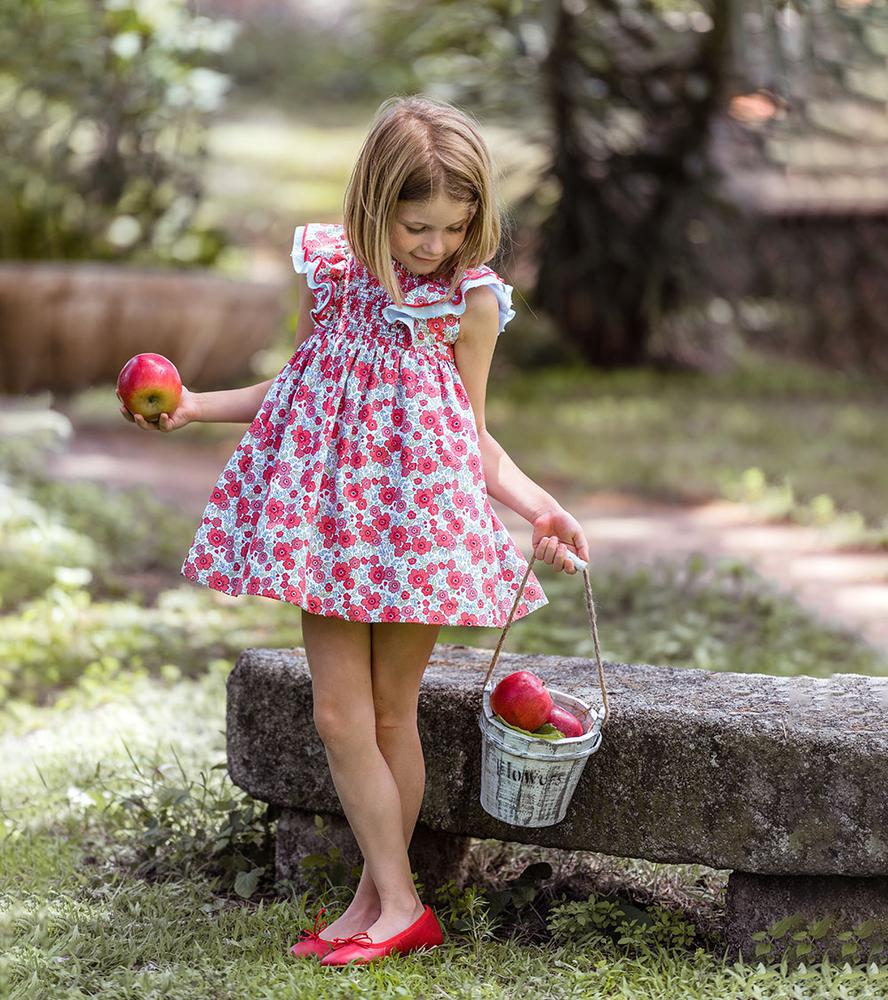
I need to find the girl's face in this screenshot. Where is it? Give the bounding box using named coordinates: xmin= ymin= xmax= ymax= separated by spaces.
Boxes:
xmin=391 ymin=194 xmax=476 ymax=277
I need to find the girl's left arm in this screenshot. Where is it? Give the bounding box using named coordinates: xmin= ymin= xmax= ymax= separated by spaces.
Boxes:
xmin=455 ymin=288 xmax=590 ymax=573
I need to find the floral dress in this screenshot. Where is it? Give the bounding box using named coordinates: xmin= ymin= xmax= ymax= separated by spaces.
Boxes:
xmin=180 ymin=222 xmax=549 ymax=626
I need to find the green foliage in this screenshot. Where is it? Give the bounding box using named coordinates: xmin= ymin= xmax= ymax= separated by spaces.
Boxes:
xmin=547 ymin=894 xmax=699 ymax=956
xmin=0 ymin=581 xmax=303 ymax=707
xmin=493 ymin=714 xmax=567 ymax=740
xmin=433 ymin=878 xmax=503 ymax=943
xmin=75 ymin=742 xmax=277 ymax=897
xmin=0 ymin=0 xmax=239 ymax=263
xmin=295 ymin=813 xmax=364 ymax=905
xmin=491 ymin=358 xmax=888 ymax=535
xmin=749 ymin=912 xmax=888 ymax=968
xmin=0 ymin=478 xmax=104 ymax=611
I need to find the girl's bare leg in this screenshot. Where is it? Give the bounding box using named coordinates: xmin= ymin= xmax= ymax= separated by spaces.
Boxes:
xmin=300 ymin=610 xmax=440 ymax=941
xmin=347 ymin=619 xmax=441 ymax=935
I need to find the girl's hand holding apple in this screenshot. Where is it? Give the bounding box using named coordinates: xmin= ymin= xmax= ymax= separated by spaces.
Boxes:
xmin=116 ymin=352 xmax=201 ymax=432
xmin=117 ymin=385 xmax=201 ymax=432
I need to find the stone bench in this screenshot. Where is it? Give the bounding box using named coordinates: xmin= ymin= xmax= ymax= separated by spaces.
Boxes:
xmin=226 ymin=643 xmax=888 ymax=964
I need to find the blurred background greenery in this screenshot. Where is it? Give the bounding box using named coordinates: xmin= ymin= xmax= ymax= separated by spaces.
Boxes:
xmin=3 ymin=2 xmax=888 ymax=992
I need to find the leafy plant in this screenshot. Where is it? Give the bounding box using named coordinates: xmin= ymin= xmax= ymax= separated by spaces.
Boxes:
xmin=80 ymin=742 xmax=277 ymax=898
xmin=493 ymin=714 xmax=566 ymax=740
xmin=749 ymin=912 xmax=888 ymax=967
xmin=547 ymin=894 xmax=699 ymax=956
xmin=0 ymin=0 xmax=239 ymax=264
xmin=296 ymin=813 xmax=364 ymax=903
xmin=433 ymin=878 xmax=502 ymax=943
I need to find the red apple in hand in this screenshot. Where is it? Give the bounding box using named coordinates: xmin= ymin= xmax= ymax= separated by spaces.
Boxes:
xmin=490 ymin=671 xmax=553 ymax=732
xmin=117 ymin=353 xmax=182 ymax=423
xmin=548 ymin=704 xmax=584 ymax=738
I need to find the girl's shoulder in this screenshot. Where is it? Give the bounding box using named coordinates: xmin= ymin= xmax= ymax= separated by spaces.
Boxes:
xmin=384 ymin=262 xmax=517 ymax=339
xmin=290 ymin=223 xmax=352 ymax=329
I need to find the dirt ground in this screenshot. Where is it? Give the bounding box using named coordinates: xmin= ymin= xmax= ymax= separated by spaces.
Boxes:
xmin=44 ymin=424 xmax=888 ymax=657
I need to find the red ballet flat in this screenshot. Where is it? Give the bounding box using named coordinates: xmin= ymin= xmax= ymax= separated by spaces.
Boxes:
xmin=288 ymin=906 xmax=338 ymax=959
xmin=319 ymin=905 xmax=444 ymax=966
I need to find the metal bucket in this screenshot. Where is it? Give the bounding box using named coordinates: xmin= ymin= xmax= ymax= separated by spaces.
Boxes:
xmin=478 ymin=685 xmax=606 ymax=827
xmin=477 ymin=550 xmax=610 ymax=828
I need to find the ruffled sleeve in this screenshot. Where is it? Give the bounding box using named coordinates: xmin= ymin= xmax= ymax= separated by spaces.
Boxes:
xmin=381 ymin=264 xmax=517 ymax=346
xmin=290 ymin=222 xmax=351 ymax=331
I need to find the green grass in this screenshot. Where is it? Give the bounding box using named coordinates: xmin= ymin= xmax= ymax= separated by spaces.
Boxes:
xmin=487 ymin=355 xmax=888 ymax=542
xmin=3 ymin=672 xmax=887 ymax=999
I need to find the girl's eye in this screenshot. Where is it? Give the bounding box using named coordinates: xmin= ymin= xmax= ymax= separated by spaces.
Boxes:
xmin=406 ymin=226 xmax=466 ymax=234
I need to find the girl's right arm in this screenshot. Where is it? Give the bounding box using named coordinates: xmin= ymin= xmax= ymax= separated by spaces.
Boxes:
xmin=119 ymin=273 xmax=315 ymax=431
xmin=117 ymin=379 xmax=275 ymax=430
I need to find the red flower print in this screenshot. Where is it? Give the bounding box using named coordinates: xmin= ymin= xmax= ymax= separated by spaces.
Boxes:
xmin=178 ymin=226 xmax=544 ymax=628
xmin=389 ymin=526 xmax=408 ymax=546
xmin=266 ymin=498 xmax=285 ymax=523
xmin=465 ymin=533 xmax=484 ymax=557
xmin=207 ymin=527 xmax=227 ymax=547
xmin=414 ymin=488 xmax=434 ymax=509
xmin=412 ymin=536 xmax=432 ymax=556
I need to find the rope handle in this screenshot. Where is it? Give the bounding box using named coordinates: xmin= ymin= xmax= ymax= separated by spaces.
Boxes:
xmin=481 ymin=549 xmax=610 ymax=728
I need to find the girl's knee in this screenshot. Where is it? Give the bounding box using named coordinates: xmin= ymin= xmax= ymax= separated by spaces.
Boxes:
xmin=312 ymin=703 xmax=375 ymax=750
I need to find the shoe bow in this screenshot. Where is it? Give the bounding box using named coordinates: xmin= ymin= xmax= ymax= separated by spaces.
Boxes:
xmin=296 ymin=906 xmax=330 ymax=942
xmin=330 ymin=931 xmax=373 ymax=949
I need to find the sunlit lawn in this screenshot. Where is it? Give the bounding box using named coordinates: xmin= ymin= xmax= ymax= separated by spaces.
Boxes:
xmin=3 ymin=670 xmax=887 ymax=999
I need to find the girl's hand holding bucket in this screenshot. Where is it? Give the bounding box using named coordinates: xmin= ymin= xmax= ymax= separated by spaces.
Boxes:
xmin=531 ymin=506 xmax=589 ymax=574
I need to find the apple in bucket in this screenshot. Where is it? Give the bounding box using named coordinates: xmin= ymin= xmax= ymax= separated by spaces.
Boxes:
xmin=548 ymin=704 xmax=584 ymax=738
xmin=491 ymin=671 xmax=587 ymax=741
xmin=117 ymin=353 xmax=182 ymax=423
xmin=490 ymin=670 xmax=553 ymax=732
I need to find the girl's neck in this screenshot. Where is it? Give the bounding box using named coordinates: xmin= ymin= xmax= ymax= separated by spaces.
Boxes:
xmin=392 ymin=255 xmax=454 ymax=284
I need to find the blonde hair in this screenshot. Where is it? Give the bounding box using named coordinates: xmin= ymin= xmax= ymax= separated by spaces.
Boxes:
xmin=343 ymin=95 xmax=503 ymax=306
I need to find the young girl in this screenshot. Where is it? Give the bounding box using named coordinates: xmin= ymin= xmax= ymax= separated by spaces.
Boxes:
xmin=118 ymin=94 xmax=590 ymax=966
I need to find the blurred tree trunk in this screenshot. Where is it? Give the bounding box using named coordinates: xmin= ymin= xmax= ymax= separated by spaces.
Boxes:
xmin=534 ymin=0 xmax=732 ymax=368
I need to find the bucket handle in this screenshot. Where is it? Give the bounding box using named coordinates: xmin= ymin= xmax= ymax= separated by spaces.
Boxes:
xmin=480 ymin=550 xmax=610 ymax=729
